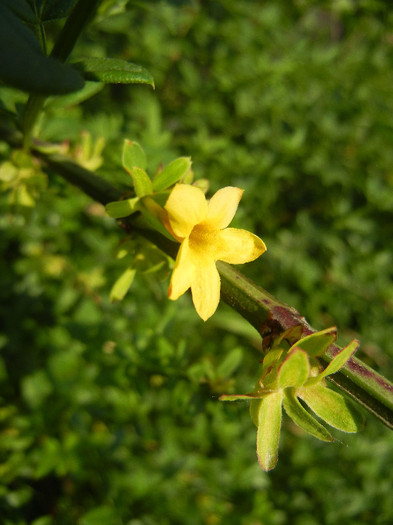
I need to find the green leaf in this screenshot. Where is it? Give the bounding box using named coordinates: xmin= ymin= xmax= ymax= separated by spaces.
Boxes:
xmin=105 ymin=197 xmax=139 ymax=219
xmin=110 ymin=266 xmax=136 ymax=302
xmin=153 ymin=157 xmax=192 ymax=192
xmin=79 ymin=505 xmax=122 ymax=525
xmin=3 ymin=0 xmax=36 ymax=24
xmin=29 ymin=0 xmax=77 ymax=21
xmin=277 ymin=348 xmax=310 ymax=389
xmin=308 ymin=339 xmax=360 ymax=385
xmin=283 ymin=389 xmax=333 ymax=442
xmin=256 ymin=391 xmax=283 ymax=471
xmin=299 ymin=384 xmax=363 ymax=433
xmin=294 ymin=327 xmax=337 ymax=357
xmin=217 ymin=347 xmax=243 ymax=379
xmin=122 ymin=140 xmax=147 ymax=172
xmin=0 ymin=5 xmax=84 ymax=95
xmin=72 ymin=57 xmax=155 ymax=87
xmin=48 ymin=81 xmax=104 ymax=109
xmin=130 ymin=167 xmax=153 ymax=198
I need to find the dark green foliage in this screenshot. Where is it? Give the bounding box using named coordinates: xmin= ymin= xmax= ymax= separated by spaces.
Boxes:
xmin=1 ymin=0 xmax=393 ymax=523
xmin=0 ymin=3 xmax=84 ymax=95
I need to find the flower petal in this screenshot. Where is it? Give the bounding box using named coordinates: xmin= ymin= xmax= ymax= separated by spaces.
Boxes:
xmin=213 ymin=228 xmax=266 ymax=264
xmin=164 ymin=184 xmax=208 ymax=239
xmin=204 ymin=186 xmax=244 ymax=229
xmin=191 ymin=257 xmax=221 ymax=321
xmin=168 ymin=238 xmax=194 ymax=300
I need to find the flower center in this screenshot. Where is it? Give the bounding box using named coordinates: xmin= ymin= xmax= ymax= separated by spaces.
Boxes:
xmin=189 ymin=223 xmax=216 ymax=255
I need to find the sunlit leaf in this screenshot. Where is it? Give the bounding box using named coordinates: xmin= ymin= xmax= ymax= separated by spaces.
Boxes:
xmin=152 ymin=157 xmax=192 ymax=192
xmin=105 ymin=197 xmax=139 ymax=219
xmin=122 ymin=140 xmax=147 ymax=172
xmin=110 ymin=266 xmax=136 ymax=302
xmin=73 ymin=57 xmax=155 ymax=87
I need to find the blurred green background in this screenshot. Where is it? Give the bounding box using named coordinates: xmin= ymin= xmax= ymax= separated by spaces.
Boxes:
xmin=1 ymin=1 xmax=393 ymax=523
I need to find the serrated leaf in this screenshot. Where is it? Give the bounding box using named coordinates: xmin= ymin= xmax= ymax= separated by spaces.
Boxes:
xmin=105 ymin=197 xmax=139 ymax=219
xmin=0 ymin=5 xmax=84 ymax=95
xmin=294 ymin=327 xmax=337 ymax=357
xmin=299 ymin=384 xmax=363 ymax=433
xmin=110 ymin=266 xmax=136 ymax=302
xmin=283 ymin=390 xmax=333 ymax=442
xmin=308 ymin=339 xmax=359 ymax=385
xmin=256 ymin=392 xmax=283 ymax=471
xmin=277 ymin=348 xmax=310 ymax=389
xmin=122 ymin=140 xmax=147 ymax=172
xmin=72 ymin=57 xmax=155 ymax=87
xmin=130 ymin=167 xmax=153 ymax=198
xmin=152 ymin=157 xmax=192 ymax=192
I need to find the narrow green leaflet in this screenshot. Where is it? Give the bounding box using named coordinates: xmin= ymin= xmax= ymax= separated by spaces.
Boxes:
xmin=122 ymin=140 xmax=147 ymax=172
xmin=110 ymin=266 xmax=136 ymax=302
xmin=307 ymin=339 xmax=359 ymax=386
xmin=277 ymin=348 xmax=310 ymax=389
xmin=131 ymin=167 xmax=153 ymax=198
xmin=256 ymin=392 xmax=283 ymax=471
xmin=153 ymin=157 xmax=192 ymax=192
xmin=105 ymin=198 xmax=139 ymax=219
xmin=295 ymin=327 xmax=337 ymax=357
xmin=299 ymin=384 xmax=363 ymax=433
xmin=283 ymin=390 xmax=333 ymax=442
xmin=0 ymin=5 xmax=84 ymax=95
xmin=72 ymin=58 xmax=155 ymax=88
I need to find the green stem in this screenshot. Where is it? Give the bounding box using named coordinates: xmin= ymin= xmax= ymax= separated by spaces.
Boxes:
xmin=1 ymin=128 xmax=393 ymax=429
xmin=22 ymin=0 xmax=102 ymax=148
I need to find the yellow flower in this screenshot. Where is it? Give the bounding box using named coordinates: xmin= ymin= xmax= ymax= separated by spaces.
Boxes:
xmin=164 ymin=184 xmax=266 ymax=321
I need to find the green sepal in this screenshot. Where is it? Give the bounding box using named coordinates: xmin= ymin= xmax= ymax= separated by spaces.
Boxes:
xmin=105 ymin=197 xmax=139 ymax=219
xmin=294 ymin=327 xmax=337 ymax=357
xmin=299 ymin=384 xmax=363 ymax=433
xmin=152 ymin=157 xmax=192 ymax=192
xmin=307 ymin=339 xmax=359 ymax=386
xmin=256 ymin=391 xmax=283 ymax=472
xmin=283 ymin=389 xmax=333 ymax=442
xmin=72 ymin=58 xmax=155 ymax=88
xmin=277 ymin=348 xmax=310 ymax=389
xmin=110 ymin=266 xmax=136 ymax=302
xmin=122 ymin=140 xmax=147 ymax=172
